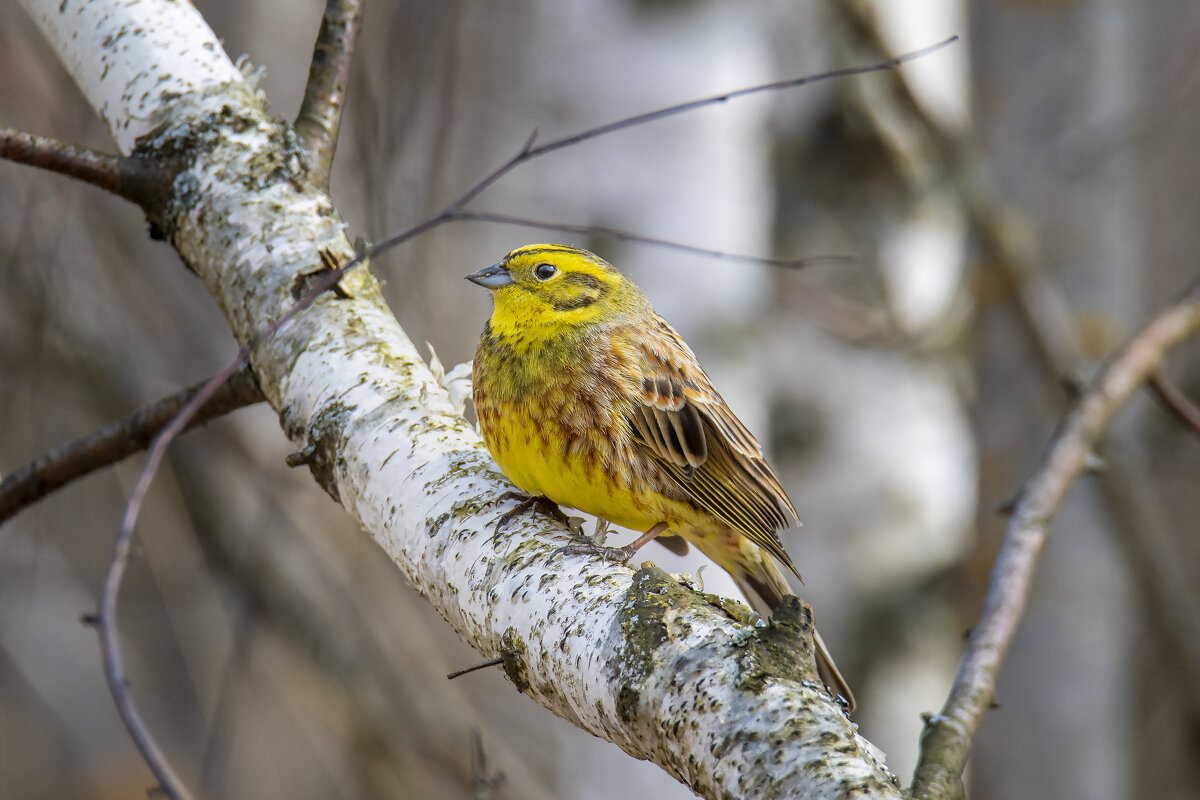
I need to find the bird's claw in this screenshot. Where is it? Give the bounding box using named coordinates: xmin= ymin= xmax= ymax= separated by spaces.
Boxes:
xmin=494 ymin=491 xmax=570 ymax=531
xmin=556 ymin=540 xmax=638 ymax=566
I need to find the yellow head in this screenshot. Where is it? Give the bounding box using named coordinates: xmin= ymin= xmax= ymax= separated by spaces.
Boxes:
xmin=466 ymin=244 xmax=646 ymax=348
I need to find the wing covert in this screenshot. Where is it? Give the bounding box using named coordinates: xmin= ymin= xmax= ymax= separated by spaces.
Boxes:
xmin=618 ymin=315 xmax=800 ymax=568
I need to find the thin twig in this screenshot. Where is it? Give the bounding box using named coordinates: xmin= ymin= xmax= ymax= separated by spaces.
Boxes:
xmin=94 ymin=245 xmax=370 ymax=800
xmin=294 ymin=0 xmax=364 ymax=190
xmin=0 ymin=128 xmax=122 ymax=192
xmin=1148 ymin=371 xmax=1200 ymax=437
xmin=444 ymin=36 xmax=959 ymax=212
xmin=908 ymin=278 xmax=1200 ymax=800
xmin=841 ymin=0 xmax=1200 ymax=759
xmin=99 ymin=360 xmax=257 ymax=800
xmin=0 ymin=128 xmax=163 ymax=209
xmin=450 ymin=211 xmax=854 ymax=269
xmin=369 ymin=41 xmax=958 ymax=264
xmin=447 ymin=658 xmax=503 ymax=680
xmin=0 ymin=366 xmax=262 ymax=525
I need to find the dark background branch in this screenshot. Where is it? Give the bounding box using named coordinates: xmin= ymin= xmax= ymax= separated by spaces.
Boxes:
xmin=0 ymin=365 xmax=262 ymax=525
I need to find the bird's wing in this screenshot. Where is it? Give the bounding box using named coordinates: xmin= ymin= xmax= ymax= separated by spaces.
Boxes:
xmin=619 ymin=315 xmax=800 ymax=574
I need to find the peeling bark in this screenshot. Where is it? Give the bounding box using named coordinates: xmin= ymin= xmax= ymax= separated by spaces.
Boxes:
xmin=18 ymin=1 xmax=900 ymax=796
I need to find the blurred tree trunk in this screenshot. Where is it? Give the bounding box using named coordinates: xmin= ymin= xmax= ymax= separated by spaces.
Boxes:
xmin=969 ymin=2 xmax=1142 ymax=798
xmin=1124 ymin=2 xmax=1200 ymax=798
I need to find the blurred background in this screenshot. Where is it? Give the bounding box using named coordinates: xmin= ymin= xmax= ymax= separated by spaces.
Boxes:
xmin=2 ymin=0 xmax=1199 ymax=798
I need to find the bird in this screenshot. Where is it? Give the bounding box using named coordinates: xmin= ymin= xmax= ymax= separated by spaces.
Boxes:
xmin=467 ymin=243 xmax=854 ymax=711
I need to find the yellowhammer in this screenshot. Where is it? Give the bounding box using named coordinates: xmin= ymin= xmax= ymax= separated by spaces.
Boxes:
xmin=468 ymin=243 xmax=854 ymax=711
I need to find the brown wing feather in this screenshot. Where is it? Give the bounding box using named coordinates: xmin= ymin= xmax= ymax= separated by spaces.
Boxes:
xmin=619 ymin=315 xmax=801 ymax=574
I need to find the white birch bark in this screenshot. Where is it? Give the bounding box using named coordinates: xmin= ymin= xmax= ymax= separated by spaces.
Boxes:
xmin=20 ymin=1 xmax=900 ymax=796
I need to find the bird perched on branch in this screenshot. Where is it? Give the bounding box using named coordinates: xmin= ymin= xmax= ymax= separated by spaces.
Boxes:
xmin=468 ymin=243 xmax=853 ymax=711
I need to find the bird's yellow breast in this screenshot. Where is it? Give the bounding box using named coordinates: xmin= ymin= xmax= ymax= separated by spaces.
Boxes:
xmin=479 ymin=398 xmax=656 ymax=532
xmin=473 ymin=353 xmax=705 ymax=536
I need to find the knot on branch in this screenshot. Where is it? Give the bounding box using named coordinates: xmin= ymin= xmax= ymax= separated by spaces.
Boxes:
xmin=500 ymin=628 xmax=530 ymax=694
xmin=130 ymin=100 xmax=302 ymax=241
xmin=285 ymin=399 xmax=355 ymax=502
xmin=736 ymin=596 xmax=820 ymax=694
xmin=128 ymin=109 xmax=241 ymax=235
xmin=606 ymin=567 xmax=825 ymax=724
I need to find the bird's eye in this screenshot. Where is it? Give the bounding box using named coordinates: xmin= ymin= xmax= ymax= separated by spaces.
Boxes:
xmin=534 ymin=263 xmax=557 ymax=280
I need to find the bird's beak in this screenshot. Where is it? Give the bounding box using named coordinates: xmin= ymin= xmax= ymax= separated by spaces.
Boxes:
xmin=466 ymin=262 xmax=514 ymax=289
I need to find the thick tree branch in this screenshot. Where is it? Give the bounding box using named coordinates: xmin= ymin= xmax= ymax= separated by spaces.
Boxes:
xmin=19 ymin=2 xmax=962 ymax=795
xmin=0 ymin=366 xmax=262 ymax=525
xmin=295 ymin=0 xmax=363 ymax=190
xmin=908 ymin=278 xmax=1200 ymax=800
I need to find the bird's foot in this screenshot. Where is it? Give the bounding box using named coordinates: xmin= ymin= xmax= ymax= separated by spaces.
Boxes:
xmin=557 ymin=539 xmax=640 ymax=566
xmin=493 ymin=491 xmax=571 ymax=531
xmin=556 ymin=521 xmax=669 ymax=566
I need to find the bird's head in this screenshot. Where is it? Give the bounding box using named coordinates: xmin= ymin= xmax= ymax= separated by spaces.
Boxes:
xmin=467 ymin=244 xmax=644 ymax=344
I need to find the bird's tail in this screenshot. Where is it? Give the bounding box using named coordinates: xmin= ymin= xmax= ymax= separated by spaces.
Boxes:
xmin=731 ymin=560 xmax=856 ymax=713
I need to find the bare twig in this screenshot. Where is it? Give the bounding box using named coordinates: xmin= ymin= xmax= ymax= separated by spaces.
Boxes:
xmin=444 ymin=36 xmax=959 ymax=212
xmin=98 ymin=358 xmax=259 ymax=800
xmin=447 ymin=658 xmax=503 ymax=680
xmin=450 ymin=210 xmax=854 ymax=269
xmin=1148 ymin=371 xmax=1200 ymax=437
xmin=367 ymin=40 xmax=957 ymax=265
xmin=0 ymin=128 xmax=164 ymax=210
xmin=294 ymin=0 xmax=364 ymax=190
xmin=908 ymin=278 xmax=1200 ymax=800
xmin=0 ymin=365 xmax=262 ymax=525
xmin=1 ymin=128 xmax=121 ymax=192
xmin=93 ymin=243 xmax=371 ymax=800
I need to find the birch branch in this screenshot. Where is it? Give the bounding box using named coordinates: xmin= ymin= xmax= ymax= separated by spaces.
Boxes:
xmin=18 ymin=1 xmax=899 ymax=797
xmin=295 ymin=0 xmax=363 ymax=189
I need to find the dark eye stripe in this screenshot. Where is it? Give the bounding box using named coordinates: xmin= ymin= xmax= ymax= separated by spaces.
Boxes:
xmin=549 ymin=294 xmax=599 ymax=311
xmin=567 ymin=273 xmax=603 ymax=290
xmin=545 ymin=271 xmax=608 ymax=311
